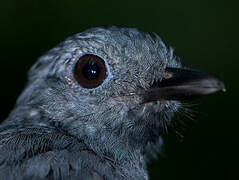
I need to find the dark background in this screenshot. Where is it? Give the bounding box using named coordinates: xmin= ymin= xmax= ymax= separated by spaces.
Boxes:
xmin=0 ymin=0 xmax=238 ymax=179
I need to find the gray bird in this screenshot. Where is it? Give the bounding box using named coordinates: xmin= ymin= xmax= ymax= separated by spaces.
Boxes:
xmin=0 ymin=27 xmax=225 ymax=180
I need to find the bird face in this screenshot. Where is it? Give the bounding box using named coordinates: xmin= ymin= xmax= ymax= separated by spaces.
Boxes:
xmin=16 ymin=27 xmax=225 ymax=147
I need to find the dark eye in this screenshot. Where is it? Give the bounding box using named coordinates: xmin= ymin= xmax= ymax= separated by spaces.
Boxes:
xmin=74 ymin=54 xmax=107 ymax=88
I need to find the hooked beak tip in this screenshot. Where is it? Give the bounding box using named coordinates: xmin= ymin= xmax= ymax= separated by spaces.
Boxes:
xmin=142 ymin=67 xmax=226 ymax=102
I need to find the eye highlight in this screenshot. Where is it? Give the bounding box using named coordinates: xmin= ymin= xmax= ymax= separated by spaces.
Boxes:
xmin=74 ymin=54 xmax=107 ymax=89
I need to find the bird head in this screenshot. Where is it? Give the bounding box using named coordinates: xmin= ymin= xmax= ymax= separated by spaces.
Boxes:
xmin=12 ymin=27 xmax=225 ymax=152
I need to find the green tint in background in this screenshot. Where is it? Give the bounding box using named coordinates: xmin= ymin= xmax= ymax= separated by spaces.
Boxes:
xmin=0 ymin=0 xmax=238 ymax=179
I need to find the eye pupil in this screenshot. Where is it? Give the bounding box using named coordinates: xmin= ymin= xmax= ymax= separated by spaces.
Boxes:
xmin=74 ymin=54 xmax=108 ymax=89
xmin=83 ymin=61 xmax=100 ymax=80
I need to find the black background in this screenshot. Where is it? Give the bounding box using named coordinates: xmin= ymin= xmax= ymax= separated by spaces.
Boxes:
xmin=0 ymin=0 xmax=238 ymax=179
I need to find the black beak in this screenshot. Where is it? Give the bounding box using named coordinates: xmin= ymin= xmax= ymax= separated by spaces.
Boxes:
xmin=142 ymin=67 xmax=226 ymax=103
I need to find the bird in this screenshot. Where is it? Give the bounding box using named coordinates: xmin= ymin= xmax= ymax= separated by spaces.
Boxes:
xmin=0 ymin=27 xmax=225 ymax=180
